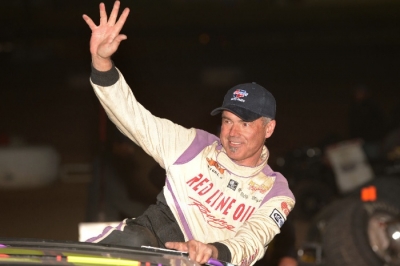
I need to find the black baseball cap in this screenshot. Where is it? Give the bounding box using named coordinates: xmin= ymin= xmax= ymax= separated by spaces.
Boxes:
xmin=211 ymin=82 xmax=276 ymax=121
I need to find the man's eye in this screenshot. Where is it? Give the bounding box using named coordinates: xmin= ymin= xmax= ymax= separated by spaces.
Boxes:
xmin=243 ymin=122 xmax=249 ymax=127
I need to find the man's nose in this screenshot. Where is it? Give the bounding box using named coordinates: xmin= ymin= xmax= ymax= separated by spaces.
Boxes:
xmin=229 ymin=124 xmax=240 ymax=136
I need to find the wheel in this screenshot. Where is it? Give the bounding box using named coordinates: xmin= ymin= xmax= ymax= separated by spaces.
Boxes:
xmin=306 ymin=196 xmax=357 ymax=243
xmin=322 ymin=199 xmax=400 ymax=266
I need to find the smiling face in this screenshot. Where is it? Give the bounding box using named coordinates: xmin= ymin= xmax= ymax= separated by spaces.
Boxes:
xmin=219 ymin=111 xmax=276 ymax=167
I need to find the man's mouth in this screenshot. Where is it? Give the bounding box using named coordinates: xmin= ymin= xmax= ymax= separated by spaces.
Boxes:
xmin=229 ymin=140 xmax=242 ymax=146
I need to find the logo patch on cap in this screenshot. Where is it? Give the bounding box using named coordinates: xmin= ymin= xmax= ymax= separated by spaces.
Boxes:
xmin=210 ymin=82 xmax=276 ymax=120
xmin=231 ymin=89 xmax=248 ymax=102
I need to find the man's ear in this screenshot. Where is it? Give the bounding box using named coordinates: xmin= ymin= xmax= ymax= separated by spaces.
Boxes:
xmin=265 ymin=120 xmax=276 ymax=139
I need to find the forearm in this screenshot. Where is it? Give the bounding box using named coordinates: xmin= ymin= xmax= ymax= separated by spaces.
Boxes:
xmin=90 ymin=65 xmax=196 ymax=168
xmin=218 ymin=196 xmax=295 ymax=266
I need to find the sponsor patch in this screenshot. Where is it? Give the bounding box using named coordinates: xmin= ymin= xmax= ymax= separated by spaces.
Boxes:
xmin=206 ymin=158 xmax=225 ymax=174
xmin=248 ymin=179 xmax=273 ymax=194
xmin=270 ymin=209 xmax=285 ymax=228
xmin=281 ymin=202 xmax=290 ymax=216
xmin=227 ymin=179 xmax=238 ymax=191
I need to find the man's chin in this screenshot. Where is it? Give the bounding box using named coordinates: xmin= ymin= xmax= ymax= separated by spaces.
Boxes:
xmin=226 ymin=150 xmax=242 ymax=162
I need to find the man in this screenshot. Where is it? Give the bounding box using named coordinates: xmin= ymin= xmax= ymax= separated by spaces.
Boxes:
xmin=82 ymin=2 xmax=295 ymax=266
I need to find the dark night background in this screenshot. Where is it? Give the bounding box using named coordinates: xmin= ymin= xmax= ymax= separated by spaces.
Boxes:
xmin=0 ymin=0 xmax=399 ymax=245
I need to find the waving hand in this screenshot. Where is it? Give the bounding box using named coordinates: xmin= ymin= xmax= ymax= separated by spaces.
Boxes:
xmin=83 ymin=1 xmax=130 ymax=71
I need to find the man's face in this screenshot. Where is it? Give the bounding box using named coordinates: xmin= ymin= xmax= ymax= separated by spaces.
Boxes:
xmin=219 ymin=111 xmax=275 ymax=167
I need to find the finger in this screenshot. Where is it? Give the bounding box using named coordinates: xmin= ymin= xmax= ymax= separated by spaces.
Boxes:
xmin=82 ymin=14 xmax=97 ymax=30
xmin=198 ymin=254 xmax=209 ymax=265
xmin=187 ymin=241 xmax=199 ymax=262
xmin=114 ymin=34 xmax=128 ymax=42
xmin=165 ymin=242 xmax=188 ymax=252
xmin=198 ymin=250 xmax=212 ymax=264
xmin=108 ymin=0 xmax=121 ymax=25
xmin=110 ymin=34 xmax=128 ymax=48
xmin=165 ymin=242 xmax=179 ymax=250
xmin=114 ymin=7 xmax=130 ymax=33
xmin=99 ymin=2 xmax=108 ymax=25
xmin=188 ymin=242 xmax=211 ymax=264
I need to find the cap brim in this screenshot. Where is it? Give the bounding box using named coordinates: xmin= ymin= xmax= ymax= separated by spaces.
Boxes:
xmin=210 ymin=105 xmax=261 ymax=122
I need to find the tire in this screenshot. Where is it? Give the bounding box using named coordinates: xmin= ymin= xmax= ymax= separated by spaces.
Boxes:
xmin=305 ymin=176 xmax=400 ymax=244
xmin=322 ymin=199 xmax=400 ymax=266
xmin=306 ymin=196 xmax=357 ymax=243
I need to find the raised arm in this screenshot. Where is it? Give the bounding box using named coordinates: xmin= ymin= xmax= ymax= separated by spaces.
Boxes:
xmin=82 ymin=1 xmax=130 ymax=71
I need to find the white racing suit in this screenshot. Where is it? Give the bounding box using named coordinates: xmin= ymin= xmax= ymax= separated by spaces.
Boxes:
xmin=86 ymin=64 xmax=295 ymax=266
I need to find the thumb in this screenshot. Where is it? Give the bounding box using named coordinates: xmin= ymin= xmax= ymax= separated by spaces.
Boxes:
xmin=108 ymin=34 xmax=127 ymax=52
xmin=113 ymin=34 xmax=128 ymax=43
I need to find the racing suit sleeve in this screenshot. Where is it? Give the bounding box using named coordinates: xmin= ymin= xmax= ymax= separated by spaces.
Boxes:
xmin=89 ymin=64 xmax=196 ymax=168
xmin=218 ymin=195 xmax=295 ymax=266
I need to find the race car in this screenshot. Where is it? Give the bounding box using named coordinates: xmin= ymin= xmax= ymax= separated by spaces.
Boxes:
xmin=0 ymin=237 xmax=235 ymax=266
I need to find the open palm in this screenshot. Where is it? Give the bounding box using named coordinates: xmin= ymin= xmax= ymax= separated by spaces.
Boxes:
xmin=83 ymin=1 xmax=130 ymax=60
